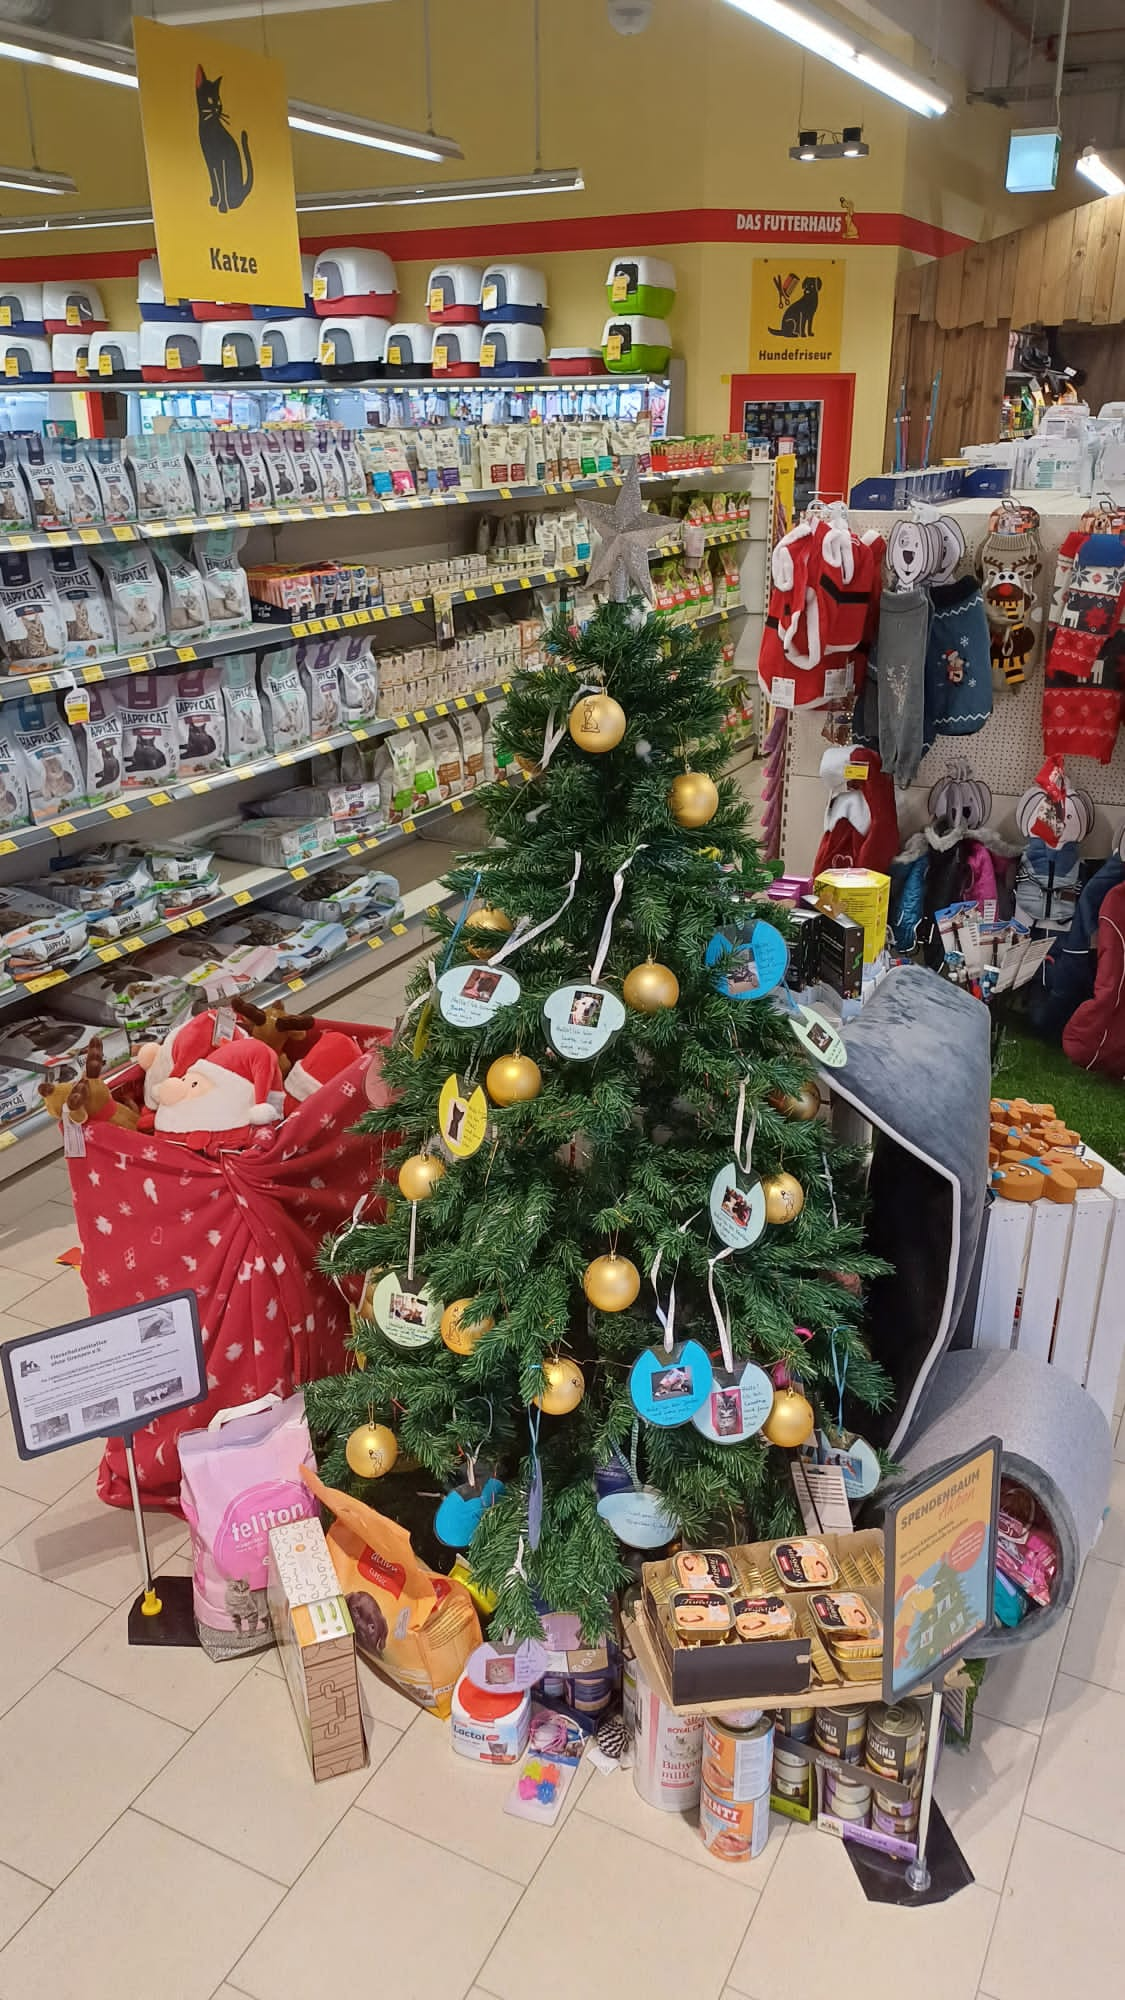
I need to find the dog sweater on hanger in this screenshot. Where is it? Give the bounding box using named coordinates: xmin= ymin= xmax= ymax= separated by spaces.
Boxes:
xmin=1042 ymin=531 xmax=1125 ymax=765
xmin=924 ymin=575 xmax=993 ymax=738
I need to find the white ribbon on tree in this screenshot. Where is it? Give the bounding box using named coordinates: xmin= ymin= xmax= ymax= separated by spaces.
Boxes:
xmin=590 ymin=846 xmax=646 ymax=984
xmin=707 ymin=1247 xmax=737 ymax=1372
xmin=648 ymin=1213 xmax=700 ymax=1355
xmin=733 ymin=1080 xmax=756 ymax=1173
xmin=487 ymin=851 xmax=584 ymax=967
xmin=537 ymin=680 xmax=603 ymax=775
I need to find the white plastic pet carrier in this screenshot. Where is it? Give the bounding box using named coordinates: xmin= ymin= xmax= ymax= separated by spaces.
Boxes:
xmin=0 ymin=335 xmax=51 ymax=382
xmin=426 ymin=263 xmax=484 ymax=324
xmin=51 ymin=334 xmax=92 ymax=382
xmin=312 ymin=247 xmax=397 ymax=318
xmin=383 ymin=322 xmax=433 ymax=376
xmin=431 ymin=324 xmax=483 ymax=377
xmin=88 ymin=331 xmax=142 ymax=382
xmin=43 ymin=281 xmax=106 ymax=336
xmin=479 ymin=323 xmax=547 ymax=376
xmin=201 ymin=321 xmax=260 ymax=379
xmin=480 ymin=264 xmax=547 ymax=325
xmin=258 ymin=316 xmax=321 ymax=381
xmin=319 ymin=317 xmax=392 ymax=379
xmin=139 ymin=320 xmax=203 ymax=382
xmin=0 ymin=284 xmax=45 ymax=337
xmin=253 ymin=254 xmax=317 ymax=321
xmin=136 ymin=256 xmax=189 ymax=321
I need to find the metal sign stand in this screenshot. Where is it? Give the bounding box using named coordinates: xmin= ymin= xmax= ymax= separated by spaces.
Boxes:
xmin=904 ymin=1681 xmax=947 ymax=1895
xmin=123 ymin=1426 xmax=198 ymax=1647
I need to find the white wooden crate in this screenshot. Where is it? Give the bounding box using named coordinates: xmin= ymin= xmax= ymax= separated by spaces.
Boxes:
xmin=972 ymin=1149 xmax=1125 ymax=1421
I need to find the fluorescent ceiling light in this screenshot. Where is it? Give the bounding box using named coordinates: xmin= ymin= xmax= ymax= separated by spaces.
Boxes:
xmin=722 ymin=0 xmax=950 ymax=117
xmin=1076 ymin=147 xmax=1125 ymax=198
xmin=287 ymin=102 xmax=460 ymax=163
xmin=295 ymin=169 xmax=584 ymax=213
xmin=0 ymin=165 xmax=76 ymax=195
xmin=0 ymin=33 xmax=137 ymax=88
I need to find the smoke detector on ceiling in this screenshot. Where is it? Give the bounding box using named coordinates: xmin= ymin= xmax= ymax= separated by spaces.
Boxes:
xmin=608 ymin=1 xmax=653 ymax=33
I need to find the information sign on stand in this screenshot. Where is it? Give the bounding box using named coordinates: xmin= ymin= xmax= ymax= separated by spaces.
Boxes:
xmin=1 ymin=1291 xmax=206 ymax=1648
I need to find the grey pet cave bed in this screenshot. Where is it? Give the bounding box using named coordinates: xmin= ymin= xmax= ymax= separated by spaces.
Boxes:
xmin=872 ymin=1348 xmax=1113 ymax=1648
xmin=829 ymin=966 xmax=991 ymax=1454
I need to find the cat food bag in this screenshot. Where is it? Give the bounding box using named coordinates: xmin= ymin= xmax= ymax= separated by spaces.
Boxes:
xmin=412 ymin=728 xmax=440 ymax=811
xmin=297 ymin=637 xmax=342 ymax=735
xmin=94 ymin=544 xmax=166 ymax=651
xmin=0 ymin=720 xmax=29 ymax=831
xmin=156 ymin=546 xmax=209 ymax=643
xmin=215 ymin=433 xmax=248 ymax=511
xmin=372 ymin=732 xmax=415 ymax=822
xmin=0 ymin=550 xmax=66 ymax=671
xmin=286 ymin=430 xmax=324 ymax=504
xmin=427 ymin=717 xmax=463 ymax=800
xmin=128 ymin=434 xmax=192 ymax=520
xmin=176 ymin=667 xmax=226 ymax=773
xmin=223 ymin=651 xmax=267 ymax=765
xmin=10 ymin=693 xmax=85 ymax=823
xmin=184 ymin=434 xmax=226 ymax=516
xmin=302 ymin=1467 xmax=480 ymax=1716
xmin=0 ymin=438 xmax=32 ymax=532
xmin=54 ymin=440 xmax=102 ymax=526
xmin=192 ymin=528 xmax=250 ymax=635
xmin=50 ymin=549 xmax=115 ymax=665
xmin=231 ymin=431 xmax=270 ymax=509
xmin=20 ymin=437 xmax=71 ymax=530
xmin=455 ymin=708 xmax=484 ymax=790
xmin=77 ymin=683 xmax=124 ymax=804
xmin=114 ymin=674 xmax=179 ymax=788
xmin=335 ymin=428 xmax=368 ymax=501
xmin=87 ymin=437 xmax=137 ymax=523
xmin=336 ymin=634 xmax=379 ymax=723
xmin=260 ymin=431 xmax=301 ymax=508
xmin=180 ymin=1393 xmax=320 ymax=1663
xmin=311 ymin=432 xmax=345 ymax=504
xmin=259 ymin=646 xmax=310 ymax=753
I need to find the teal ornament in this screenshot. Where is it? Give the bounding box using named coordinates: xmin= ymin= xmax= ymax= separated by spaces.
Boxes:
xmin=542 ymin=982 xmax=626 ymax=1061
xmin=691 ymin=1361 xmax=774 ymax=1443
xmin=803 ymin=1429 xmax=882 ymax=1500
xmin=629 ymin=1341 xmax=713 ymax=1427
xmin=706 ymin=920 xmax=788 ymax=1000
xmin=709 ymin=1161 xmax=767 ymax=1251
xmin=436 ymin=963 xmax=520 ymax=1028
xmin=433 ymin=1475 xmax=505 ymax=1548
xmin=597 ymin=1485 xmax=680 ymax=1548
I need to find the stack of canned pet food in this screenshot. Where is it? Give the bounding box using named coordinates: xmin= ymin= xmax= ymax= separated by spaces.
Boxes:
xmin=771 ymin=1695 xmax=926 ymax=1839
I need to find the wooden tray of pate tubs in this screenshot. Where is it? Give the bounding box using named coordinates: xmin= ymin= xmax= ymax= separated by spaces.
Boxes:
xmin=633 ymin=1527 xmax=887 ymax=1714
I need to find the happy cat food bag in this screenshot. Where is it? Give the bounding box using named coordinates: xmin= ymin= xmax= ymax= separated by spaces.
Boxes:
xmin=0 ymin=550 xmax=66 ymax=671
xmin=94 ymin=544 xmax=166 ymax=650
xmin=180 ymin=1393 xmax=320 ymax=1662
xmin=10 ymin=692 xmax=85 ymax=822
xmin=302 ymin=1467 xmax=481 ymax=1716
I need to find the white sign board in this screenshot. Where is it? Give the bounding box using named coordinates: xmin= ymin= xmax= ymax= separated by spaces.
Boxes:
xmin=1 ymin=1290 xmax=204 ymax=1459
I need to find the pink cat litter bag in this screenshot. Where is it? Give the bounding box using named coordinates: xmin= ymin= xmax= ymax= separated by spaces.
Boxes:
xmin=179 ymin=1391 xmax=319 ymax=1661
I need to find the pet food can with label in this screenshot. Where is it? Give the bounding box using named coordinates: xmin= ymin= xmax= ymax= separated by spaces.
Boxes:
xmin=865 ymin=1699 xmax=925 ymax=1783
xmin=699 ymin=1780 xmax=771 ymax=1862
xmin=779 ymin=1704 xmax=815 ymax=1742
xmin=632 ymin=1661 xmax=703 ymax=1812
xmin=772 ymin=1746 xmax=808 ymax=1799
xmin=815 ymin=1702 xmax=868 ymax=1763
xmin=702 ymin=1713 xmax=775 ymax=1801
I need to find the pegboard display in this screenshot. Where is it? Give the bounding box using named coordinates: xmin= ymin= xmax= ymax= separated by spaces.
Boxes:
xmin=780 ymin=491 xmax=1125 ymax=874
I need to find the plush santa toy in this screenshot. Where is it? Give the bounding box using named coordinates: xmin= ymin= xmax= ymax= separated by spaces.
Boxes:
xmin=154 ymin=1038 xmax=283 ymax=1154
xmin=282 ymin=1030 xmax=362 ymax=1116
xmin=136 ymin=1012 xmax=246 ymax=1120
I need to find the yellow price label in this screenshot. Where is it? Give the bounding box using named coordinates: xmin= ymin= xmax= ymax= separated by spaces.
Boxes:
xmin=98 ymin=352 xmax=113 ymax=376
xmin=0 ymin=838 xmax=16 ymax=855
xmin=146 ymin=791 xmax=171 ymax=808
xmin=432 ymin=345 xmax=449 ymax=371
xmin=107 ymin=801 xmax=132 ymax=819
xmin=97 ymin=946 xmax=121 ymax=964
xmin=79 ymin=527 xmax=102 ymax=544
xmin=166 ymin=916 xmax=188 ymax=934
xmin=123 ymin=934 xmax=146 ymax=953
xmin=221 ymin=343 xmax=238 ymax=369
xmin=81 ymin=664 xmax=104 ymax=683
xmin=260 ymin=341 xmax=275 ymax=367
xmin=387 ymin=345 xmax=401 ymax=366
xmin=482 ymin=282 xmax=497 ymax=311
xmin=479 ymin=343 xmax=496 ymax=369
xmin=50 ymin=818 xmax=76 ymax=837
xmin=176 ymin=646 xmax=196 ymax=663
xmin=3 ymin=357 xmax=18 ymax=378
xmin=77 ymin=355 xmax=90 ymax=379
xmin=287 ymin=976 xmax=305 ymax=992
xmin=187 ymin=909 xmax=206 ymax=928
xmin=312 ymin=273 xmax=328 ymax=299
xmin=165 ymin=346 xmax=181 ymax=370
xmin=66 ymin=302 xmax=82 ymax=326
xmin=27 ymin=674 xmax=52 ymax=694
xmin=606 ymin=334 xmax=623 ymax=362
xmin=611 ymin=271 xmax=630 ymax=302
xmin=26 ymin=970 xmax=67 ymax=994
xmin=320 ymin=340 xmax=336 ymax=366
xmin=112 ymin=525 xmax=134 ymax=542
xmin=232 ymin=889 xmax=253 ymax=905
xmin=0 ymin=307 xmax=10 ymax=327
xmin=428 ymin=287 xmax=444 ymax=313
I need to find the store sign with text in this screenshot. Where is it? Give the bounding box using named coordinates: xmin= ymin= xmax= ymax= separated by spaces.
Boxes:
xmin=749 ymin=258 xmax=845 ymax=372
xmin=134 ymin=15 xmax=304 ymax=309
xmin=735 ymin=203 xmax=860 ymax=242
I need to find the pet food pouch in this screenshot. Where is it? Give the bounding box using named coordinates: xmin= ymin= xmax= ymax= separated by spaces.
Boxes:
xmin=157 ymin=546 xmax=209 ymax=643
xmin=10 ymin=693 xmax=85 ymax=823
xmin=336 ymin=634 xmax=379 ymax=723
xmin=86 ymin=437 xmax=137 ymax=523
xmin=192 ymin=528 xmax=250 ymax=635
xmin=302 ymin=1467 xmax=481 ymax=1716
xmin=77 ymin=683 xmax=124 ymax=804
xmin=260 ymin=430 xmax=301 ymax=507
xmin=216 ymin=433 xmax=248 ymax=511
xmin=0 ymin=720 xmax=29 ymax=831
xmin=54 ymin=440 xmax=102 ymax=526
xmin=94 ymin=544 xmax=166 ymax=651
xmin=184 ymin=434 xmax=225 ymax=516
xmin=176 ymin=668 xmax=226 ymax=773
xmin=0 ymin=438 xmax=31 ymax=531
xmin=48 ymin=548 xmax=115 ymax=666
xmin=133 ymin=433 xmax=194 ymax=520
xmin=180 ymin=1393 xmax=320 ymax=1663
xmin=373 ymin=732 xmax=415 ymax=822
xmin=287 ymin=430 xmax=323 ymax=503
xmin=312 ymin=430 xmax=345 ymax=504
xmin=427 ymin=717 xmax=463 ymax=800
xmin=114 ymin=674 xmax=179 ymax=788
xmin=0 ymin=551 xmax=66 ymax=671
xmin=20 ymin=437 xmax=70 ymax=530
xmin=455 ymin=708 xmax=484 ymax=790
xmin=412 ymin=728 xmax=440 ymax=811
xmin=259 ymin=646 xmax=310 ymax=753
xmin=335 ymin=428 xmax=368 ymax=500
xmin=297 ymin=637 xmax=342 ymax=735
xmin=223 ymin=651 xmax=267 ymax=765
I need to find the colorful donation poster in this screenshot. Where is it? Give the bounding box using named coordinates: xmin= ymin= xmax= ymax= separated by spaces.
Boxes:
xmin=882 ymin=1439 xmax=1001 ymax=1701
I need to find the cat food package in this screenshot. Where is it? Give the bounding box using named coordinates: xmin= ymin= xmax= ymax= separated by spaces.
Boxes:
xmin=259 ymin=646 xmax=310 ymax=753
xmin=455 ymin=708 xmax=484 ymax=790
xmin=20 ymin=437 xmax=71 ymax=530
xmin=0 ymin=721 xmax=29 ymax=831
xmin=192 ymin=528 xmax=250 ymax=635
xmin=298 ymin=638 xmax=342 ymax=735
xmin=128 ymin=433 xmax=194 ymax=521
xmin=94 ymin=544 xmax=166 ymax=651
xmin=372 ymin=733 xmax=415 ymax=822
xmin=176 ymin=667 xmax=226 ymax=773
xmin=228 ymin=430 xmax=268 ymax=508
xmin=77 ymin=684 xmax=124 ymax=803
xmin=180 ymin=1393 xmax=320 ymax=1663
xmin=10 ymin=693 xmax=85 ymax=823
xmin=313 ymin=431 xmax=345 ymax=505
xmin=114 ymin=674 xmax=179 ymax=788
xmin=334 ymin=429 xmax=368 ymax=500
xmin=427 ymin=717 xmax=463 ymax=800
xmin=336 ymin=634 xmax=379 ymax=723
xmin=0 ymin=438 xmax=32 ymax=532
xmin=48 ymin=548 xmax=115 ymax=665
xmin=215 ymin=434 xmax=248 ymax=511
xmin=223 ymin=651 xmax=267 ymax=765
xmin=0 ymin=551 xmax=67 ymax=671
xmin=260 ymin=431 xmax=301 ymax=508
xmin=184 ymin=434 xmax=226 ymax=516
xmin=86 ymin=438 xmax=137 ymax=523
xmin=287 ymin=430 xmax=323 ymax=504
xmin=54 ymin=440 xmax=102 ymax=526
xmin=412 ymin=729 xmax=440 ymax=812
xmin=302 ymin=1468 xmax=481 ymax=1716
xmin=156 ymin=546 xmax=210 ymax=643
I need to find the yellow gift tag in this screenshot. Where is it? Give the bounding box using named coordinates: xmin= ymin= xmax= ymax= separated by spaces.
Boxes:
xmin=428 ymin=286 xmax=444 ymax=314
xmin=482 ymin=282 xmax=497 ymax=311
xmin=611 ymin=271 xmax=629 ymax=302
xmin=319 ymin=339 xmax=336 ymax=366
xmin=438 ymin=1073 xmax=489 ymax=1159
xmin=312 ymin=272 xmax=328 ymax=299
xmin=166 ymin=345 xmax=181 ymax=370
xmin=3 ymin=356 xmax=17 ymax=378
xmin=606 ymin=334 xmax=623 ymax=362
xmin=66 ymin=302 xmax=81 ymax=326
xmin=98 ymin=352 xmax=113 ymax=375
xmin=479 ymin=342 xmax=496 ymax=369
xmin=221 ymin=342 xmax=237 ymax=368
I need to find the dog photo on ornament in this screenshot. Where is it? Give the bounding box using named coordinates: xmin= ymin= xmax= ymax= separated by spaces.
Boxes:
xmin=569 ymin=988 xmax=604 ymax=1028
xmin=390 ymin=1291 xmax=426 ymax=1328
xmin=461 ymin=967 xmax=501 ymax=1004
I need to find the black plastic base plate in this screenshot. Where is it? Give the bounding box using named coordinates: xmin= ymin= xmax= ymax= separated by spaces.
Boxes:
xmin=846 ymin=1805 xmax=974 ymax=1906
xmin=127 ymin=1573 xmax=200 ymax=1648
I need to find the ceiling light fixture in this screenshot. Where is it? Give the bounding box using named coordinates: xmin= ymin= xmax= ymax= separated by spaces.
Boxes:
xmin=1076 ymin=146 xmax=1125 ymax=198
xmin=285 ymin=103 xmax=460 ymax=164
xmin=723 ymin=0 xmax=950 ymax=117
xmin=0 ymin=164 xmax=76 ymax=195
xmin=789 ymin=129 xmax=869 ymax=162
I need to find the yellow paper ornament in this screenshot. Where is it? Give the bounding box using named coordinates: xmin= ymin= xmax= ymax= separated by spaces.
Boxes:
xmin=668 ymin=771 xmax=720 ymax=827
xmin=440 ymin=1299 xmax=494 ymax=1355
xmin=762 ymin=1388 xmax=815 ymax=1449
xmin=569 ymin=692 xmax=627 ymax=753
xmin=345 ymin=1422 xmax=399 ymax=1478
xmin=397 ymin=1153 xmax=446 ymax=1202
xmin=622 ymin=960 xmax=680 ymax=1012
xmin=763 ymin=1170 xmax=805 ymax=1225
xmin=486 ymin=1053 xmax=543 ymax=1105
xmin=533 ymin=1356 xmax=586 ymax=1415
xmin=582 ymin=1253 xmax=641 ymax=1312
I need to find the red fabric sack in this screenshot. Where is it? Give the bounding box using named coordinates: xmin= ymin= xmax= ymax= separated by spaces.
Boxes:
xmin=61 ymin=1020 xmax=392 ymax=1512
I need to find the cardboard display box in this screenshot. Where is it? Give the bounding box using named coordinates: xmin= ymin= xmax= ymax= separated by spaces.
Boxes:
xmin=267 ymin=1518 xmax=367 ymax=1782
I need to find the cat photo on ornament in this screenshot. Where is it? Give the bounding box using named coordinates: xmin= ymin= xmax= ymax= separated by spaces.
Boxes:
xmin=651 ymin=1363 xmax=692 ymax=1401
xmin=569 ymin=988 xmax=604 ymax=1028
xmin=713 ymin=1389 xmax=743 ymax=1435
xmin=724 ymin=953 xmax=760 ymax=992
xmin=461 ymin=967 xmax=500 ymax=1004
xmin=390 ymin=1291 xmax=426 ymax=1327
xmin=721 ymin=1185 xmax=754 ymax=1229
xmin=443 ymin=1096 xmax=467 ymax=1145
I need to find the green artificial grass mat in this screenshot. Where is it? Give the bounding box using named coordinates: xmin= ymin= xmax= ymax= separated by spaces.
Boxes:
xmin=992 ymin=1024 xmax=1124 ymax=1167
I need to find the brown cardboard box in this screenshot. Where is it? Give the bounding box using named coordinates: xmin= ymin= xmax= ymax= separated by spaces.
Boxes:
xmin=267 ymin=1518 xmax=367 ymax=1782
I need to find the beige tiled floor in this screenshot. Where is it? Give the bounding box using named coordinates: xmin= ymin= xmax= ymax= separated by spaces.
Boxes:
xmin=0 ymin=956 xmax=1124 ymax=2000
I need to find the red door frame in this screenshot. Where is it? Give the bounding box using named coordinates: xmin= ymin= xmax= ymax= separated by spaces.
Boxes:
xmin=728 ymin=372 xmax=856 ymax=503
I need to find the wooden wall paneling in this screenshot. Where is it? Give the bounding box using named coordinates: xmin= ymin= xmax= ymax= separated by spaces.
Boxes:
xmin=968 ymin=326 xmax=1009 ymax=448
xmin=907 ymin=317 xmax=938 ymax=465
xmin=1012 ymin=220 xmax=1048 ymax=327
xmin=997 ymin=232 xmax=1020 ymax=324
xmin=1110 ymin=212 xmax=1125 ymax=325
xmin=982 ymin=238 xmax=1005 ymax=328
xmin=896 ymin=263 xmax=924 ymax=315
xmin=918 ymin=258 xmax=938 ymax=323
xmin=935 ymin=247 xmax=966 ymax=330
xmin=1092 ymin=198 xmax=1125 ymax=323
xmin=1039 ymin=207 xmax=1076 ymax=325
xmin=1078 ymin=199 xmax=1108 ymax=324
xmin=936 ymin=328 xmax=972 ymax=461
xmin=884 ymin=312 xmax=912 ymax=468
xmin=1062 ymin=201 xmax=1093 ymax=323
xmin=959 ymin=239 xmax=990 ymax=327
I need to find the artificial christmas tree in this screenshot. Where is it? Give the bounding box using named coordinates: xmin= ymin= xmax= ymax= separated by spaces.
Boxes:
xmin=307 ymin=596 xmax=889 ymax=1640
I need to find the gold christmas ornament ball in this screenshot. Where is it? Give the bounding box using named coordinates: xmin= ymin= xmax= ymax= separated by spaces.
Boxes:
xmin=397 ymin=1153 xmax=446 ymax=1202
xmin=762 ymin=1388 xmax=815 ymax=1450
xmin=486 ymin=1053 xmax=542 ymax=1105
xmin=763 ymin=1170 xmax=805 ymax=1225
xmin=440 ymin=1299 xmax=494 ymax=1355
xmin=345 ymin=1422 xmax=399 ymax=1478
xmin=582 ymin=1253 xmax=641 ymax=1313
xmin=569 ymin=691 xmax=627 ymax=753
xmin=669 ymin=771 xmax=720 ymax=827
xmin=465 ymin=905 xmax=514 ymax=957
xmin=533 ymin=1355 xmax=586 ymax=1415
xmin=772 ymin=1082 xmax=822 ymax=1123
xmin=623 ymin=959 xmax=680 ymax=1012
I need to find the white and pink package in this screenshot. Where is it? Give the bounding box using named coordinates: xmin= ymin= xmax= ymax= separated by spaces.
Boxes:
xmin=179 ymin=1391 xmax=320 ymax=1660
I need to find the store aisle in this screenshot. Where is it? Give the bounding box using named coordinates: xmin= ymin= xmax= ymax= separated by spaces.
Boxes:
xmin=0 ymin=954 xmax=1122 ymax=2000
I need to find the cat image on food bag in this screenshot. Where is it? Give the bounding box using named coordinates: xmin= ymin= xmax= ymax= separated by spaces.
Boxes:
xmin=0 ymin=551 xmax=67 ymax=671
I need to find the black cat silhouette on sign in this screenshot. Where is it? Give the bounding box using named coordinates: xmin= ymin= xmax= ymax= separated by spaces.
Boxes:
xmin=196 ymin=67 xmax=254 ymax=214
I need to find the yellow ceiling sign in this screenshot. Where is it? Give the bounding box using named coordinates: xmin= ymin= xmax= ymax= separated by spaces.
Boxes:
xmin=134 ymin=15 xmax=303 ymax=309
xmin=749 ymin=258 xmax=845 ymax=373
